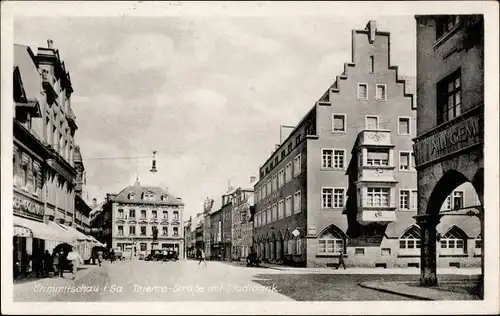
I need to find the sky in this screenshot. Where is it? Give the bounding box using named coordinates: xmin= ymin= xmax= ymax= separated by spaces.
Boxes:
xmin=14 ymin=14 xmax=416 ymax=220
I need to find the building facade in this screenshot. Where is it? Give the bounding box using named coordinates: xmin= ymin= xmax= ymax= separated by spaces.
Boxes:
xmin=13 ymin=41 xmax=97 ymax=277
xmin=413 ymin=15 xmax=484 ymax=285
xmin=231 ymin=178 xmax=257 ymax=260
xmin=210 ymin=206 xmax=223 ymax=260
xmin=104 ymin=178 xmax=185 ymax=259
xmin=183 ymin=217 xmax=193 ymax=258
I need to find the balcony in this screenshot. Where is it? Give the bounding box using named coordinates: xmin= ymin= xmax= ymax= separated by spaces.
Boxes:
xmin=356 ymin=129 xmax=393 ymax=148
xmin=41 ymin=70 xmax=58 ymax=100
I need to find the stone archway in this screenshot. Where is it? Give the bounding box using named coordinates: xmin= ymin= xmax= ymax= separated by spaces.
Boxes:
xmin=416 ymin=164 xmax=483 ymax=286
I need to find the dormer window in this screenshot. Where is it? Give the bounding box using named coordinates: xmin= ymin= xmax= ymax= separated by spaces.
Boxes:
xmin=128 ymin=193 xmax=135 ymax=200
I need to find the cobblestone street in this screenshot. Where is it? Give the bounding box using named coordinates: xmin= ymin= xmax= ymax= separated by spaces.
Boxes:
xmin=13 ymin=259 xmax=480 ymax=302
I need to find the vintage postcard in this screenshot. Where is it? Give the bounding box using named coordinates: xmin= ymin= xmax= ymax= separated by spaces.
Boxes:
xmin=1 ymin=1 xmax=499 ymax=315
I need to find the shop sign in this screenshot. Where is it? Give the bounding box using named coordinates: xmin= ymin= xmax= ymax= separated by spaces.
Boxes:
xmin=361 ymin=210 xmax=397 ymax=222
xmin=13 ymin=192 xmax=43 ymax=220
xmin=414 ymin=115 xmax=482 ymax=167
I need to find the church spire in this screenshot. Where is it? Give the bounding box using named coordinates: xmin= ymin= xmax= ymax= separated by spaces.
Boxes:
xmin=134 ymin=170 xmax=140 ymax=187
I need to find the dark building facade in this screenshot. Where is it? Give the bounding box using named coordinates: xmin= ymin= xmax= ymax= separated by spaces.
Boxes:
xmin=413 ymin=15 xmax=484 ymax=286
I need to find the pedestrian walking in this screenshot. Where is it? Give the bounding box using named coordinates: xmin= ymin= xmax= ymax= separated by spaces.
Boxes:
xmin=110 ymin=249 xmax=115 ymax=263
xmin=198 ymin=249 xmax=207 ymax=266
xmin=336 ymin=250 xmax=347 ymax=270
xmin=53 ymin=250 xmax=60 ymax=277
xmin=97 ymin=250 xmax=103 ymax=267
xmin=67 ymin=247 xmax=83 ymax=280
xmin=43 ymin=250 xmax=53 ymax=277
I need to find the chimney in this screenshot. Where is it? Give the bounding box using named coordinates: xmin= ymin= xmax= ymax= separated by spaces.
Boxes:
xmin=92 ymin=198 xmax=97 ymax=208
xmin=47 ymin=39 xmax=54 ymax=49
xmin=365 ymin=20 xmax=377 ymax=44
xmin=250 ymin=176 xmax=256 ymax=183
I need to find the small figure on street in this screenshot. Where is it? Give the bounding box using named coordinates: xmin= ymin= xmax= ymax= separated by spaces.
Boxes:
xmin=32 ymin=250 xmax=43 ymax=278
xmin=336 ymin=250 xmax=347 ymax=270
xmin=57 ymin=250 xmax=65 ymax=277
xmin=53 ymin=250 xmax=60 ymax=277
xmin=97 ymin=250 xmax=104 ymax=267
xmin=198 ymin=249 xmax=207 ymax=266
xmin=110 ymin=249 xmax=115 ymax=263
xmin=43 ymin=250 xmax=53 ymax=277
xmin=246 ymin=247 xmax=260 ymax=267
xmin=67 ymin=246 xmax=83 ymax=280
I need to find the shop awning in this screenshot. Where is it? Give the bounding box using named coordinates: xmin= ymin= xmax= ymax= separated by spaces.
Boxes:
xmin=89 ymin=236 xmax=106 ymax=247
xmin=47 ymin=221 xmax=78 ymax=243
xmin=64 ymin=225 xmax=94 ymax=242
xmin=14 ymin=216 xmax=74 ymax=243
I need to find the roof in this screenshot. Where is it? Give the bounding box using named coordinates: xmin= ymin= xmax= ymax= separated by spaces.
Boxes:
xmin=209 ymin=197 xmax=223 ymax=215
xmin=14 ymin=44 xmax=40 ymax=102
xmin=112 ymin=181 xmax=184 ymax=206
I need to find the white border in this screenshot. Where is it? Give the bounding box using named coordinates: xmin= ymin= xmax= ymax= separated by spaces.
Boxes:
xmin=2 ymin=1 xmax=499 ymax=315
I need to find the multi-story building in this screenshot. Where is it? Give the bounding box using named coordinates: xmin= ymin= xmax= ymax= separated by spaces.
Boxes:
xmin=73 ymin=145 xmax=92 ymax=234
xmin=13 ymin=41 xmax=95 ymax=276
xmin=221 ymin=190 xmax=235 ymax=260
xmin=209 ymin=201 xmax=223 ymax=260
xmin=203 ymin=197 xmax=221 ymax=259
xmin=253 ymin=20 xmax=419 ymax=268
xmin=102 ymin=178 xmax=185 ymax=258
xmin=183 ymin=217 xmax=193 ymax=258
xmin=413 ymin=15 xmax=483 ymax=286
xmin=231 ymin=177 xmax=257 ymax=260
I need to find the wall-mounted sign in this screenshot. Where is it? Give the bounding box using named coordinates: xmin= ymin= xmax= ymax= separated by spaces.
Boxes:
xmin=413 ymin=114 xmax=482 ymax=167
xmin=359 ymin=210 xmax=397 ymax=222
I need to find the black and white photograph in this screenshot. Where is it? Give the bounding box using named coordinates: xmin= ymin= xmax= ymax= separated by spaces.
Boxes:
xmin=1 ymin=1 xmax=499 ymax=315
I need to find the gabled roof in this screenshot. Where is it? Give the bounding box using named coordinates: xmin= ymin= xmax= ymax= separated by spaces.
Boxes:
xmin=112 ymin=184 xmax=184 ymax=206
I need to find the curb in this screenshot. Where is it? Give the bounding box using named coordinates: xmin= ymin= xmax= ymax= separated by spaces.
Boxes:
xmin=358 ymin=282 xmax=433 ymax=301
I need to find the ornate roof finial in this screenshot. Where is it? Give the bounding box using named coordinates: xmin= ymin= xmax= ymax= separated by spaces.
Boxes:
xmin=134 ymin=170 xmax=140 ymax=186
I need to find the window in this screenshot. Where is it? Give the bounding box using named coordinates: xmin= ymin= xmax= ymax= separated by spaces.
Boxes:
xmin=173 ymin=227 xmax=179 ymax=236
xmin=398 ymin=117 xmax=411 ymax=135
xmin=453 ymin=191 xmax=464 ymax=210
xmin=278 ymin=169 xmax=284 ymax=188
xmin=285 ymin=196 xmax=292 ymax=217
xmin=369 ymin=56 xmax=374 ymax=74
xmin=440 ymin=226 xmax=466 ymax=254
xmin=129 ymin=209 xmax=136 ymax=218
xmin=435 ymin=15 xmax=459 ymax=39
xmin=163 ymin=211 xmax=168 ymax=219
xmin=366 ymin=115 xmax=379 ymax=129
xmin=332 ymin=114 xmax=346 ymax=133
xmin=141 ymin=210 xmax=147 ymax=219
xmin=357 ymin=83 xmax=368 ymax=100
xmin=381 ymin=248 xmax=391 ymax=256
xmin=272 ymin=174 xmax=277 ymax=192
xmin=376 ymin=84 xmax=386 ymax=100
xmin=129 ymin=226 xmax=136 ymax=235
xmin=173 ymin=211 xmax=179 ymax=220
xmin=444 ymin=196 xmax=452 ymax=210
xmin=367 ymin=148 xmax=389 ymax=166
xmin=129 ymin=193 xmax=135 ymax=200
xmin=366 ymin=188 xmax=390 ymax=207
xmin=140 ymin=243 xmax=147 ymax=251
xmin=322 ymin=188 xmax=333 ymax=208
xmin=334 ymin=188 xmax=345 ymax=208
xmin=318 ymin=233 xmax=344 ymax=255
xmin=322 ymin=149 xmax=333 ymax=168
xmin=152 ymin=210 xmax=157 ymax=219
xmin=400 ymin=190 xmax=410 ymax=210
xmin=117 ymin=226 xmax=124 ymax=236
xmin=437 ymin=69 xmax=461 ymax=124
xmin=475 ymin=234 xmax=481 ymax=249
xmin=399 ymin=225 xmax=421 ymax=249
xmin=411 ymin=190 xmax=418 ymax=210
xmin=355 ymin=248 xmax=365 ymax=255
xmin=296 ymin=134 xmax=301 ymax=146
xmin=278 ymin=200 xmax=284 ymax=219
xmin=296 ymin=238 xmax=302 ymax=255
xmin=293 ymin=154 xmax=301 ymax=177
xmin=399 ymin=152 xmax=410 ymax=171
xmin=281 ymin=151 xmax=286 ymax=159
xmin=411 ymin=153 xmax=416 ymax=171
xmin=294 ymin=191 xmax=301 ymax=213
xmin=287 ymin=142 xmax=293 ymax=153
xmin=333 ymin=150 xmax=345 ymax=169
xmin=267 ymin=180 xmax=272 ymax=196
xmin=285 ymin=162 xmax=292 ymax=182
xmin=140 ymin=226 xmax=147 ymax=236
xmin=162 ymin=227 xmax=168 ymax=236
xmin=272 ymin=204 xmax=277 ymax=222
xmin=274 ymin=156 xmax=279 ymax=166
xmin=118 ymin=209 xmax=124 ymax=219
xmin=267 ymin=207 xmax=272 ymax=223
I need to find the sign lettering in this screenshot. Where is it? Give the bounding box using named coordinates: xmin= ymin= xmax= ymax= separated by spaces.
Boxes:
xmin=414 ymin=115 xmax=482 ymax=167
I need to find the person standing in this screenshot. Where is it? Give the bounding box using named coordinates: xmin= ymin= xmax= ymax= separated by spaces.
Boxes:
xmin=57 ymin=250 xmax=65 ymax=277
xmin=53 ymin=250 xmax=60 ymax=277
xmin=198 ymin=249 xmax=207 ymax=266
xmin=43 ymin=250 xmax=53 ymax=277
xmin=97 ymin=250 xmax=103 ymax=267
xmin=67 ymin=247 xmax=83 ymax=280
xmin=336 ymin=250 xmax=347 ymax=270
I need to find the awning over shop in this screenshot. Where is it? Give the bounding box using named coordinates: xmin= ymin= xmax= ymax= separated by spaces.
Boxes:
xmin=14 ymin=224 xmax=32 ymax=238
xmin=64 ymin=225 xmax=94 ymax=242
xmin=89 ymin=236 xmax=106 ymax=247
xmin=47 ymin=221 xmax=78 ymax=243
xmin=14 ymin=216 xmax=74 ymax=243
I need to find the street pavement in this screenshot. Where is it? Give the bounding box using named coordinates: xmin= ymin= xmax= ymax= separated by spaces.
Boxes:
xmin=13 ymin=259 xmax=480 ymax=302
